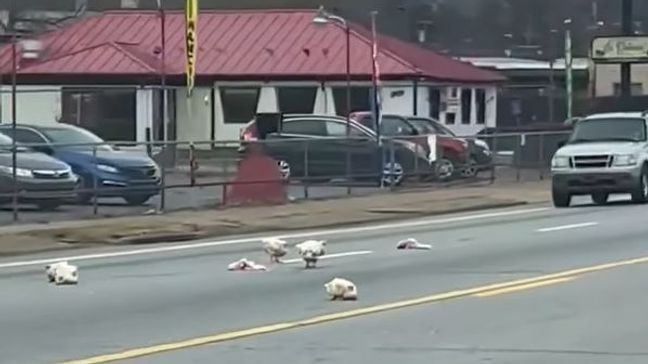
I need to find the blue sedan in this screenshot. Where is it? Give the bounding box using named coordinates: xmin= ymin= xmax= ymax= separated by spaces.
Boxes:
xmin=0 ymin=123 xmax=161 ymax=205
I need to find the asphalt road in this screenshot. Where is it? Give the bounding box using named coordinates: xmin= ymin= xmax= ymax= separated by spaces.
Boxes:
xmin=2 ymin=198 xmax=648 ymax=363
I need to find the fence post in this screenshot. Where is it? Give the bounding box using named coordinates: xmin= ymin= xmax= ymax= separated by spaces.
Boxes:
xmin=389 ymin=138 xmax=396 ymax=190
xmin=346 ymin=141 xmax=352 ymax=196
xmin=189 ymin=142 xmax=197 ymax=187
xmin=516 ymin=134 xmax=523 ymax=182
xmin=490 ymin=133 xmax=497 ymax=184
xmin=145 ymin=127 xmax=152 ymax=157
xmin=303 ymin=140 xmax=309 ymax=199
xmin=159 ymin=143 xmax=167 ymax=212
xmin=92 ymin=146 xmax=99 ymax=216
xmin=538 ymin=133 xmax=545 ymax=180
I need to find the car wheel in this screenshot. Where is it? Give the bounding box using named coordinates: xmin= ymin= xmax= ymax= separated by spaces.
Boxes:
xmin=461 ymin=157 xmax=478 ymax=178
xmin=36 ymin=201 xmax=62 ymax=211
xmin=631 ymin=165 xmax=648 ymax=204
xmin=277 ymin=160 xmax=291 ymax=180
xmin=124 ymin=195 xmax=153 ymax=206
xmin=381 ymin=161 xmax=404 ymax=186
xmin=436 ymin=158 xmax=455 ymax=182
xmin=552 ymin=186 xmax=571 ymax=208
xmin=591 ymin=193 xmax=608 ymax=205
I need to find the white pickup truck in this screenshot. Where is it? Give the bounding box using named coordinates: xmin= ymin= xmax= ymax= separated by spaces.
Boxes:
xmin=550 ymin=112 xmax=648 ymax=207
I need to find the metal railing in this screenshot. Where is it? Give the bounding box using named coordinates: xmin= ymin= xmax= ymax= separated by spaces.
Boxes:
xmin=0 ymin=130 xmax=571 ymax=224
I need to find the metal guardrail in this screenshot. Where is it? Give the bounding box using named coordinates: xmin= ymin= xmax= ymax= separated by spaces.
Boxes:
xmin=0 ymin=130 xmax=571 ymax=223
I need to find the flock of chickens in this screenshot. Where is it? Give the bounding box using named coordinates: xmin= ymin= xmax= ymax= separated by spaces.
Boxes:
xmin=42 ymin=236 xmax=431 ymax=301
xmin=227 ymin=237 xmax=432 ymax=301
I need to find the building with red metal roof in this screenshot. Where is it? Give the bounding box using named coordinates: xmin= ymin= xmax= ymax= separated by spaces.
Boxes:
xmin=0 ymin=9 xmax=505 ymax=143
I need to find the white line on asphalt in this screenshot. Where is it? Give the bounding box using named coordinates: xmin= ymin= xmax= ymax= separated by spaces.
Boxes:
xmin=0 ymin=206 xmax=549 ymax=270
xmin=536 ymin=222 xmax=598 ymax=233
xmin=281 ymin=251 xmax=373 ymax=264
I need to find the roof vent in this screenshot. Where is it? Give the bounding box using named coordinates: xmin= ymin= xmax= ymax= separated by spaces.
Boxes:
xmin=20 ymin=39 xmax=44 ymax=60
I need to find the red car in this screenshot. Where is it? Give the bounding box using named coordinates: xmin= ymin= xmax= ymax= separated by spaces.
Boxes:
xmin=350 ymin=112 xmax=469 ymax=180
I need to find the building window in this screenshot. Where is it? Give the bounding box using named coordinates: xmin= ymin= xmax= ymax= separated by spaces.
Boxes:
xmin=332 ymin=87 xmax=371 ymax=116
xmin=220 ymin=87 xmax=260 ymax=124
xmin=461 ymin=88 xmax=472 ymax=124
xmin=613 ymin=83 xmax=643 ymax=96
xmin=61 ymin=88 xmax=136 ymax=141
xmin=277 ymin=87 xmax=317 ymax=114
xmin=446 ymin=112 xmax=456 ymax=125
xmin=429 ymin=88 xmax=441 ymax=120
xmin=476 ymin=88 xmax=486 ymax=124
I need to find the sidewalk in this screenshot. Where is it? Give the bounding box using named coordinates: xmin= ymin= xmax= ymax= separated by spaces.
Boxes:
xmin=0 ymin=180 xmax=550 ymax=257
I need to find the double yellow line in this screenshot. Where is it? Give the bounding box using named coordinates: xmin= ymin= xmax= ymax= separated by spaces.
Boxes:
xmin=62 ymin=255 xmax=648 ymax=364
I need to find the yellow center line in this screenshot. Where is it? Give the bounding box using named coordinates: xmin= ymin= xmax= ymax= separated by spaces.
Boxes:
xmin=473 ymin=276 xmax=577 ymax=298
xmin=60 ymin=255 xmax=648 ymax=364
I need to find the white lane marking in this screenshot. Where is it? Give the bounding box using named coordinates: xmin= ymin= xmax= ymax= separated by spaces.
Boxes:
xmin=0 ymin=207 xmax=549 ymax=270
xmin=281 ymin=251 xmax=373 ymax=264
xmin=536 ymin=222 xmax=598 ymax=233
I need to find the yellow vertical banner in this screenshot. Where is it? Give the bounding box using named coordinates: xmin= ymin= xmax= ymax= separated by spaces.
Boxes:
xmin=185 ymin=0 xmax=198 ymax=97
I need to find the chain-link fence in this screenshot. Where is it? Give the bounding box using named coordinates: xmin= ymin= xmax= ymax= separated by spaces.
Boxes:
xmin=0 ymin=130 xmax=571 ymax=224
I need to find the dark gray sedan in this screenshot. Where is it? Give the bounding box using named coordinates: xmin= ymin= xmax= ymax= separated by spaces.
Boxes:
xmin=0 ymin=133 xmax=78 ymax=210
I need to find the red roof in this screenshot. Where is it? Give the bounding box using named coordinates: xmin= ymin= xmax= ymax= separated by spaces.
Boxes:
xmin=0 ymin=10 xmax=504 ymax=83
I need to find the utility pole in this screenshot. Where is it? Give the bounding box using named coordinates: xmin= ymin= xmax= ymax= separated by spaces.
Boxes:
xmin=10 ymin=0 xmax=18 ymax=222
xmin=620 ymin=0 xmax=633 ymax=98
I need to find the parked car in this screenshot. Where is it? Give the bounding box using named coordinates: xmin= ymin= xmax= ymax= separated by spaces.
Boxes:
xmin=405 ymin=116 xmax=493 ymax=177
xmin=0 ymin=124 xmax=161 ymax=205
xmin=0 ymin=132 xmax=77 ymax=210
xmin=239 ymin=113 xmax=435 ymax=185
xmin=350 ymin=112 xmax=469 ymax=180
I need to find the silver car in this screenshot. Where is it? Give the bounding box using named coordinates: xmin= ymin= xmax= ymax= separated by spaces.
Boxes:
xmin=0 ymin=133 xmax=78 ymax=210
xmin=550 ymin=112 xmax=648 ymax=207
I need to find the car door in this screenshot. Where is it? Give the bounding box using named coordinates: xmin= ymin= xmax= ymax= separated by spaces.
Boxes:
xmin=276 ymin=119 xmax=328 ymax=179
xmin=325 ymin=120 xmax=382 ymax=180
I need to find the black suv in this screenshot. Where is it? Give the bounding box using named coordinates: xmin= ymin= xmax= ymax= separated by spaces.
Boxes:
xmin=239 ymin=114 xmax=434 ymax=185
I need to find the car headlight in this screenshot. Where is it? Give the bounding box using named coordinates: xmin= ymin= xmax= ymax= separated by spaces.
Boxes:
xmin=613 ymin=154 xmax=638 ymax=166
xmin=474 ymin=139 xmax=490 ymax=151
xmin=0 ymin=165 xmax=33 ymax=178
xmin=551 ymin=156 xmax=570 ymax=169
xmin=96 ymin=164 xmax=119 ymax=173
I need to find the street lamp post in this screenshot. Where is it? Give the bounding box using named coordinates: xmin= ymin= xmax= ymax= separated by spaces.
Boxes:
xmin=564 ymin=18 xmax=573 ymax=121
xmin=312 ymin=6 xmax=351 ymax=136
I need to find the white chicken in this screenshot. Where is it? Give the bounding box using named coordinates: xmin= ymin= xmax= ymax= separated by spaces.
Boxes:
xmin=396 ymin=238 xmax=432 ymax=250
xmin=295 ymin=239 xmax=327 ymax=268
xmin=261 ymin=238 xmax=288 ymax=263
xmin=324 ymin=277 xmax=358 ymax=301
xmin=45 ymin=261 xmax=79 ymax=285
xmin=227 ymin=258 xmax=268 ymax=272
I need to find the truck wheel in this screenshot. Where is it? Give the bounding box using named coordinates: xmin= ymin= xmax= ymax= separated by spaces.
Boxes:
xmin=591 ymin=193 xmax=608 ymax=205
xmin=552 ymin=186 xmax=571 ymax=208
xmin=631 ymin=165 xmax=648 ymax=204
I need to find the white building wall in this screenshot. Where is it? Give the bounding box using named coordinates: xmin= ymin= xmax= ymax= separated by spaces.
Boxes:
xmin=175 ymin=87 xmax=212 ymax=148
xmin=313 ymin=86 xmax=336 ymax=115
xmin=256 ymin=86 xmax=278 ymax=113
xmin=135 ymin=88 xmax=154 ymax=143
xmin=595 ymin=64 xmax=648 ymax=96
xmin=415 ymin=86 xmax=430 ymax=117
xmin=0 ymin=85 xmax=61 ymax=124
xmin=381 ymin=86 xmax=414 ymax=115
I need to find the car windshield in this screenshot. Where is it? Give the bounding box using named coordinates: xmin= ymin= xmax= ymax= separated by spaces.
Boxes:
xmin=0 ymin=133 xmax=28 ymax=153
xmin=569 ymin=118 xmax=647 ymax=143
xmin=407 ymin=119 xmax=435 ymax=135
xmin=41 ymin=127 xmax=113 ymax=151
